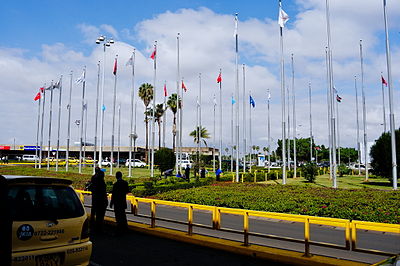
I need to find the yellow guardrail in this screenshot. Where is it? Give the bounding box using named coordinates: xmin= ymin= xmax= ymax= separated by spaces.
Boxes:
xmin=76 ymin=189 xmax=400 ymax=258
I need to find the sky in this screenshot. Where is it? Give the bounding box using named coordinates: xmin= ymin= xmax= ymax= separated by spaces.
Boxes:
xmin=1 ymin=0 xmax=400 ymax=155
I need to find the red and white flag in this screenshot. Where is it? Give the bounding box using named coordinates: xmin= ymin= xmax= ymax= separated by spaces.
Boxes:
xmin=40 ymin=87 xmax=44 ymax=93
xmin=150 ymin=47 xmax=156 ymax=60
xmin=34 ymin=92 xmax=41 ymax=101
xmin=217 ymin=73 xmax=222 ymax=83
xmin=113 ymin=57 xmax=118 ymax=75
xmin=182 ymin=81 xmax=187 ymax=92
xmin=163 ymin=83 xmax=167 ymax=97
xmin=381 ymin=75 xmax=388 ymax=86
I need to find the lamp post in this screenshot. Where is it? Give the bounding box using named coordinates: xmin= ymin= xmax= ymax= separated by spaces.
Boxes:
xmin=96 ymin=35 xmax=114 ymax=168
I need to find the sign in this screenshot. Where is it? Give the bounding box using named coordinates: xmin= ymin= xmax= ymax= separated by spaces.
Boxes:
xmin=24 ymin=146 xmax=40 ymax=151
xmin=0 ymin=146 xmax=10 ymax=150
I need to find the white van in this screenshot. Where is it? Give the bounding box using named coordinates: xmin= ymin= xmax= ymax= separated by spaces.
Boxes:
xmin=22 ymin=155 xmax=39 ymax=161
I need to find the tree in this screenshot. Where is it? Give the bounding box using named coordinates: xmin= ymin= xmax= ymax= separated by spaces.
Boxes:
xmin=138 ymin=83 xmax=154 ymax=161
xmin=189 ymin=126 xmax=210 ymax=146
xmin=167 ymin=93 xmax=181 ymax=151
xmin=154 ymin=148 xmax=176 ymax=174
xmin=370 ymin=129 xmax=400 ymax=182
xmin=146 ymin=103 xmax=166 ymax=149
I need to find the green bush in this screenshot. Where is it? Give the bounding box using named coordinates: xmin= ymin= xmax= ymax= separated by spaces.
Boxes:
xmin=337 ymin=164 xmax=351 ymax=177
xmin=131 ymin=179 xmax=212 ymax=197
xmin=302 ymin=163 xmax=318 ymax=183
xmin=154 ymin=148 xmax=176 ymax=174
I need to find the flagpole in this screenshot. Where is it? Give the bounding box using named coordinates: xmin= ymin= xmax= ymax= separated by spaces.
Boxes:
xmin=231 ymin=93 xmax=234 ymax=173
xmin=110 ymin=55 xmax=119 ymax=176
xmin=55 ymin=76 xmax=63 ymax=171
xmin=242 ymin=64 xmax=246 ymax=173
xmin=151 ymin=43 xmax=157 ymax=178
xmin=93 ymin=62 xmax=100 ymax=173
xmin=354 ymin=76 xmax=361 ymax=175
xmin=309 ymin=82 xmax=313 ymax=162
xmin=249 ymin=91 xmax=252 ymax=173
xmin=117 ymin=103 xmax=121 ymax=168
xmin=39 ymin=86 xmax=46 ymax=169
xmin=35 ymin=91 xmax=41 ymax=169
xmin=83 ymin=101 xmax=88 ymax=163
xmin=336 ymin=94 xmax=340 ymax=164
xmin=291 ymin=54 xmax=297 ymax=178
xmin=128 ymin=50 xmax=136 ymax=177
xmin=381 ymin=72 xmax=387 ymax=133
xmin=325 ymin=48 xmax=333 ymax=179
xmin=47 ymin=81 xmax=55 ymax=170
xmin=196 ymin=95 xmax=200 ymax=170
xmin=279 ymin=1 xmax=287 ymax=184
xmin=163 ymin=81 xmax=167 ymax=148
xmin=78 ymin=67 xmax=86 ymax=174
xmin=180 ymin=78 xmax=184 ymax=172
xmin=267 ymin=90 xmax=271 ymax=174
xmin=234 ymin=13 xmax=240 ymax=182
xmin=213 ymin=94 xmax=216 ymax=174
xmin=218 ymin=69 xmax=222 ymax=172
xmin=359 ymin=40 xmax=368 ymax=182
xmin=199 ymin=73 xmax=202 ymax=168
xmin=382 ymin=0 xmax=397 ymax=190
xmin=176 ymin=33 xmax=180 ymax=174
xmin=287 ymin=85 xmax=291 ymax=170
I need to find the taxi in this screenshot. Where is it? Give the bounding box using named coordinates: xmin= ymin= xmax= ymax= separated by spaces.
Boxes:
xmin=7 ymin=176 xmax=92 ymax=266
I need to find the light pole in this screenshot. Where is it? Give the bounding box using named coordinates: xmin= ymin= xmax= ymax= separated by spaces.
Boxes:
xmin=96 ymin=35 xmax=114 ymax=168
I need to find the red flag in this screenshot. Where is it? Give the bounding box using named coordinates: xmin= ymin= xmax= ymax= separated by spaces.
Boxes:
xmin=217 ymin=73 xmax=222 ymax=83
xmin=34 ymin=92 xmax=41 ymax=101
xmin=113 ymin=58 xmax=118 ymax=75
xmin=39 ymin=87 xmax=44 ymax=93
xmin=336 ymin=95 xmax=342 ymax=102
xmin=181 ymin=81 xmax=187 ymax=92
xmin=381 ymin=75 xmax=388 ymax=86
xmin=150 ymin=48 xmax=156 ymax=60
xmin=164 ymin=83 xmax=167 ymax=97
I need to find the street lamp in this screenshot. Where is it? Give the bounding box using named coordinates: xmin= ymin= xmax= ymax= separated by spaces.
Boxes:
xmin=96 ymin=35 xmax=114 ymax=168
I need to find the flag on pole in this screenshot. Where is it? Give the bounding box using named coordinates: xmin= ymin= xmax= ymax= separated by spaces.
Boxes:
xmin=53 ymin=80 xmax=61 ymax=89
xmin=278 ymin=2 xmax=289 ymax=28
xmin=102 ymin=105 xmax=106 ymax=111
xmin=113 ymin=58 xmax=118 ymax=75
xmin=250 ymin=95 xmax=256 ymax=108
xmin=182 ymin=81 xmax=187 ymax=92
xmin=34 ymin=92 xmax=41 ymax=101
xmin=40 ymin=87 xmax=44 ymax=93
xmin=164 ymin=83 xmax=167 ymax=97
xmin=150 ymin=47 xmax=156 ymax=60
xmin=231 ymin=96 xmax=236 ymax=105
xmin=381 ymin=75 xmax=388 ymax=86
xmin=126 ymin=56 xmax=133 ymax=66
xmin=217 ymin=73 xmax=222 ymax=83
xmin=75 ymin=71 xmax=85 ymax=84
xmin=336 ymin=95 xmax=342 ymax=102
xmin=234 ymin=14 xmax=238 ymax=37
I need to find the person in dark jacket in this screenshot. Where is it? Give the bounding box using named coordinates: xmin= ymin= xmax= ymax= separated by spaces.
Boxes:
xmin=90 ymin=167 xmax=108 ymax=232
xmin=184 ymin=165 xmax=190 ymax=182
xmin=110 ymin=171 xmax=129 ymax=234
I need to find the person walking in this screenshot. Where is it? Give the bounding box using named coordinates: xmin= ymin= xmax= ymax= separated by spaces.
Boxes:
xmin=110 ymin=171 xmax=129 ymax=234
xmin=89 ymin=167 xmax=108 ymax=232
xmin=184 ymin=165 xmax=190 ymax=182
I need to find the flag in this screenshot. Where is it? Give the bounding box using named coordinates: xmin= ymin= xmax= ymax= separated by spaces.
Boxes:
xmin=250 ymin=95 xmax=255 ymax=108
xmin=126 ymin=56 xmax=133 ymax=66
xmin=150 ymin=47 xmax=156 ymax=60
xmin=231 ymin=96 xmax=236 ymax=105
xmin=182 ymin=81 xmax=187 ymax=92
xmin=102 ymin=105 xmax=106 ymax=111
xmin=113 ymin=58 xmax=118 ymax=75
xmin=34 ymin=92 xmax=41 ymax=101
xmin=217 ymin=73 xmax=222 ymax=83
xmin=234 ymin=14 xmax=238 ymax=37
xmin=75 ymin=71 xmax=85 ymax=84
xmin=40 ymin=87 xmax=44 ymax=93
xmin=336 ymin=95 xmax=342 ymax=102
xmin=163 ymin=83 xmax=167 ymax=97
xmin=381 ymin=75 xmax=388 ymax=86
xmin=315 ymin=146 xmax=321 ymax=150
xmin=53 ymin=80 xmax=61 ymax=89
xmin=278 ymin=3 xmax=289 ymax=28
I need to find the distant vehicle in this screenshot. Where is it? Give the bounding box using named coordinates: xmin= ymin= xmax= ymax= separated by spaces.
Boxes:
xmin=101 ymin=160 xmax=112 ymax=167
xmin=349 ymin=163 xmax=371 ymax=171
xmin=68 ymin=157 xmax=79 ymax=163
xmin=7 ymin=176 xmax=92 ymax=265
xmin=125 ymin=159 xmax=146 ymax=167
xmin=319 ymin=161 xmax=330 ymax=168
xmin=22 ymin=154 xmax=39 ymax=161
xmin=179 ymin=160 xmax=193 ymax=169
xmin=83 ymin=157 xmax=95 ymax=164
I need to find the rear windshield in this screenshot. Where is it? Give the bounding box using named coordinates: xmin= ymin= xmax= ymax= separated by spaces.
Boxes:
xmin=8 ymin=185 xmax=84 ymax=221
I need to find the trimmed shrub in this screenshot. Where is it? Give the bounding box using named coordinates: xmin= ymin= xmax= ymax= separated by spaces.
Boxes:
xmin=154 ymin=148 xmax=176 ymax=174
xmin=302 ymin=163 xmax=318 ymax=183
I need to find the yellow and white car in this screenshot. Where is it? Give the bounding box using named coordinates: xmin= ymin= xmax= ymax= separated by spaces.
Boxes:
xmin=7 ymin=176 xmax=92 ymax=266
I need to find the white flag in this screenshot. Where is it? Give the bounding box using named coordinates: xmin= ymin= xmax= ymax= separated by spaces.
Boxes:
xmin=278 ymin=4 xmax=289 ymax=28
xmin=75 ymin=71 xmax=85 ymax=84
xmin=126 ymin=56 xmax=133 ymax=66
xmin=233 ymin=14 xmax=238 ymax=37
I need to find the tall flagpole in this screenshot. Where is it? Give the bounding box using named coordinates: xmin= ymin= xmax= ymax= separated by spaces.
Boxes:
xmin=231 ymin=94 xmax=234 ymax=173
xmin=78 ymin=67 xmax=87 ymax=174
xmin=163 ymin=81 xmax=167 ymax=148
xmin=336 ymin=94 xmax=340 ymax=164
xmin=39 ymin=86 xmax=46 ymax=169
xmin=279 ymin=1 xmax=287 ymax=184
xmin=359 ymin=40 xmax=368 ymax=181
xmin=111 ymin=55 xmax=119 ymax=176
xmin=242 ymin=64 xmax=247 ymax=173
xmin=196 ymin=96 xmax=200 ymax=169
xmin=35 ymin=91 xmax=42 ymax=169
xmin=55 ymin=76 xmax=63 ymax=171
xmin=287 ymin=86 xmax=291 ymax=170
xmin=151 ymin=42 xmax=157 ymax=178
xmin=83 ymin=102 xmax=88 ymax=163
xmin=354 ymin=76 xmax=361 ymax=175
xmin=93 ymin=62 xmax=100 ymax=173
xmin=218 ymin=69 xmax=222 ymax=171
xmin=66 ymin=73 xmax=73 ymax=171
xmin=291 ymin=54 xmax=297 ymax=178
xmin=249 ymin=91 xmax=253 ymax=173
xmin=234 ymin=13 xmax=240 ymax=182
xmin=175 ymin=34 xmax=180 ymax=174
xmin=199 ymin=73 xmax=202 ymax=164
xmin=47 ymin=81 xmax=55 ymax=170
xmin=180 ymin=78 xmax=184 ymax=172
xmin=381 ymin=72 xmax=387 ymax=132
xmin=128 ymin=50 xmax=136 ymax=177
xmin=325 ymin=48 xmax=333 ymax=179
xmin=309 ymin=82 xmax=313 ymax=162
xmin=267 ymin=90 xmax=271 ymax=174
xmin=117 ymin=103 xmax=121 ymax=168
xmin=213 ymin=94 xmax=216 ymax=173
xmin=382 ymin=0 xmax=397 ymax=190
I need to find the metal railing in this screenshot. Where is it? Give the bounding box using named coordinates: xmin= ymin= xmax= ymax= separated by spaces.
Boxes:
xmin=76 ymin=190 xmax=399 ymax=258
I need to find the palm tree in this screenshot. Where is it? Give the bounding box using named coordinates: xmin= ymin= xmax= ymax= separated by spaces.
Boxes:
xmin=138 ymin=83 xmax=153 ymax=160
xmin=167 ymin=93 xmax=181 ymax=151
xmin=146 ymin=104 xmax=166 ymax=149
xmin=189 ymin=126 xmax=210 ymax=146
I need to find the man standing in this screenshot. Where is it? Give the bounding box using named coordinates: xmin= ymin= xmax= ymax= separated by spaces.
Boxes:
xmin=110 ymin=171 xmax=129 ymax=234
xmin=184 ymin=165 xmax=190 ymax=182
xmin=90 ymin=167 xmax=108 ymax=232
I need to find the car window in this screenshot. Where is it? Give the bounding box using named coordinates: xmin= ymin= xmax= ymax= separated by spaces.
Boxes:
xmin=8 ymin=185 xmax=84 ymax=221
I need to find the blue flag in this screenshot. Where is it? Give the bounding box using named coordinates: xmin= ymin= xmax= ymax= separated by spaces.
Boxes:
xmin=231 ymin=96 xmax=236 ymax=105
xmin=249 ymin=95 xmax=255 ymax=108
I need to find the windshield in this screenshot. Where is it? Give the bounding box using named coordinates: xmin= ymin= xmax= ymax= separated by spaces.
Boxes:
xmin=8 ymin=185 xmax=84 ymax=221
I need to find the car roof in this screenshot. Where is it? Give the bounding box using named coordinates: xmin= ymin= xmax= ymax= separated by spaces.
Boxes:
xmin=2 ymin=175 xmax=73 ymax=185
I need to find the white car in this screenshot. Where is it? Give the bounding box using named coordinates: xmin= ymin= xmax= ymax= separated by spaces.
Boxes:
xmin=101 ymin=160 xmax=112 ymax=167
xmin=125 ymin=159 xmax=146 ymax=167
xmin=179 ymin=160 xmax=193 ymax=169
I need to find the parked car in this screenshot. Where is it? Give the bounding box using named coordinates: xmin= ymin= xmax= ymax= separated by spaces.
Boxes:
xmin=7 ymin=175 xmax=92 ymax=265
xmin=179 ymin=160 xmax=193 ymax=169
xmin=21 ymin=154 xmax=39 ymax=161
xmin=125 ymin=159 xmax=146 ymax=167
xmin=101 ymin=160 xmax=112 ymax=167
xmin=68 ymin=157 xmax=79 ymax=163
